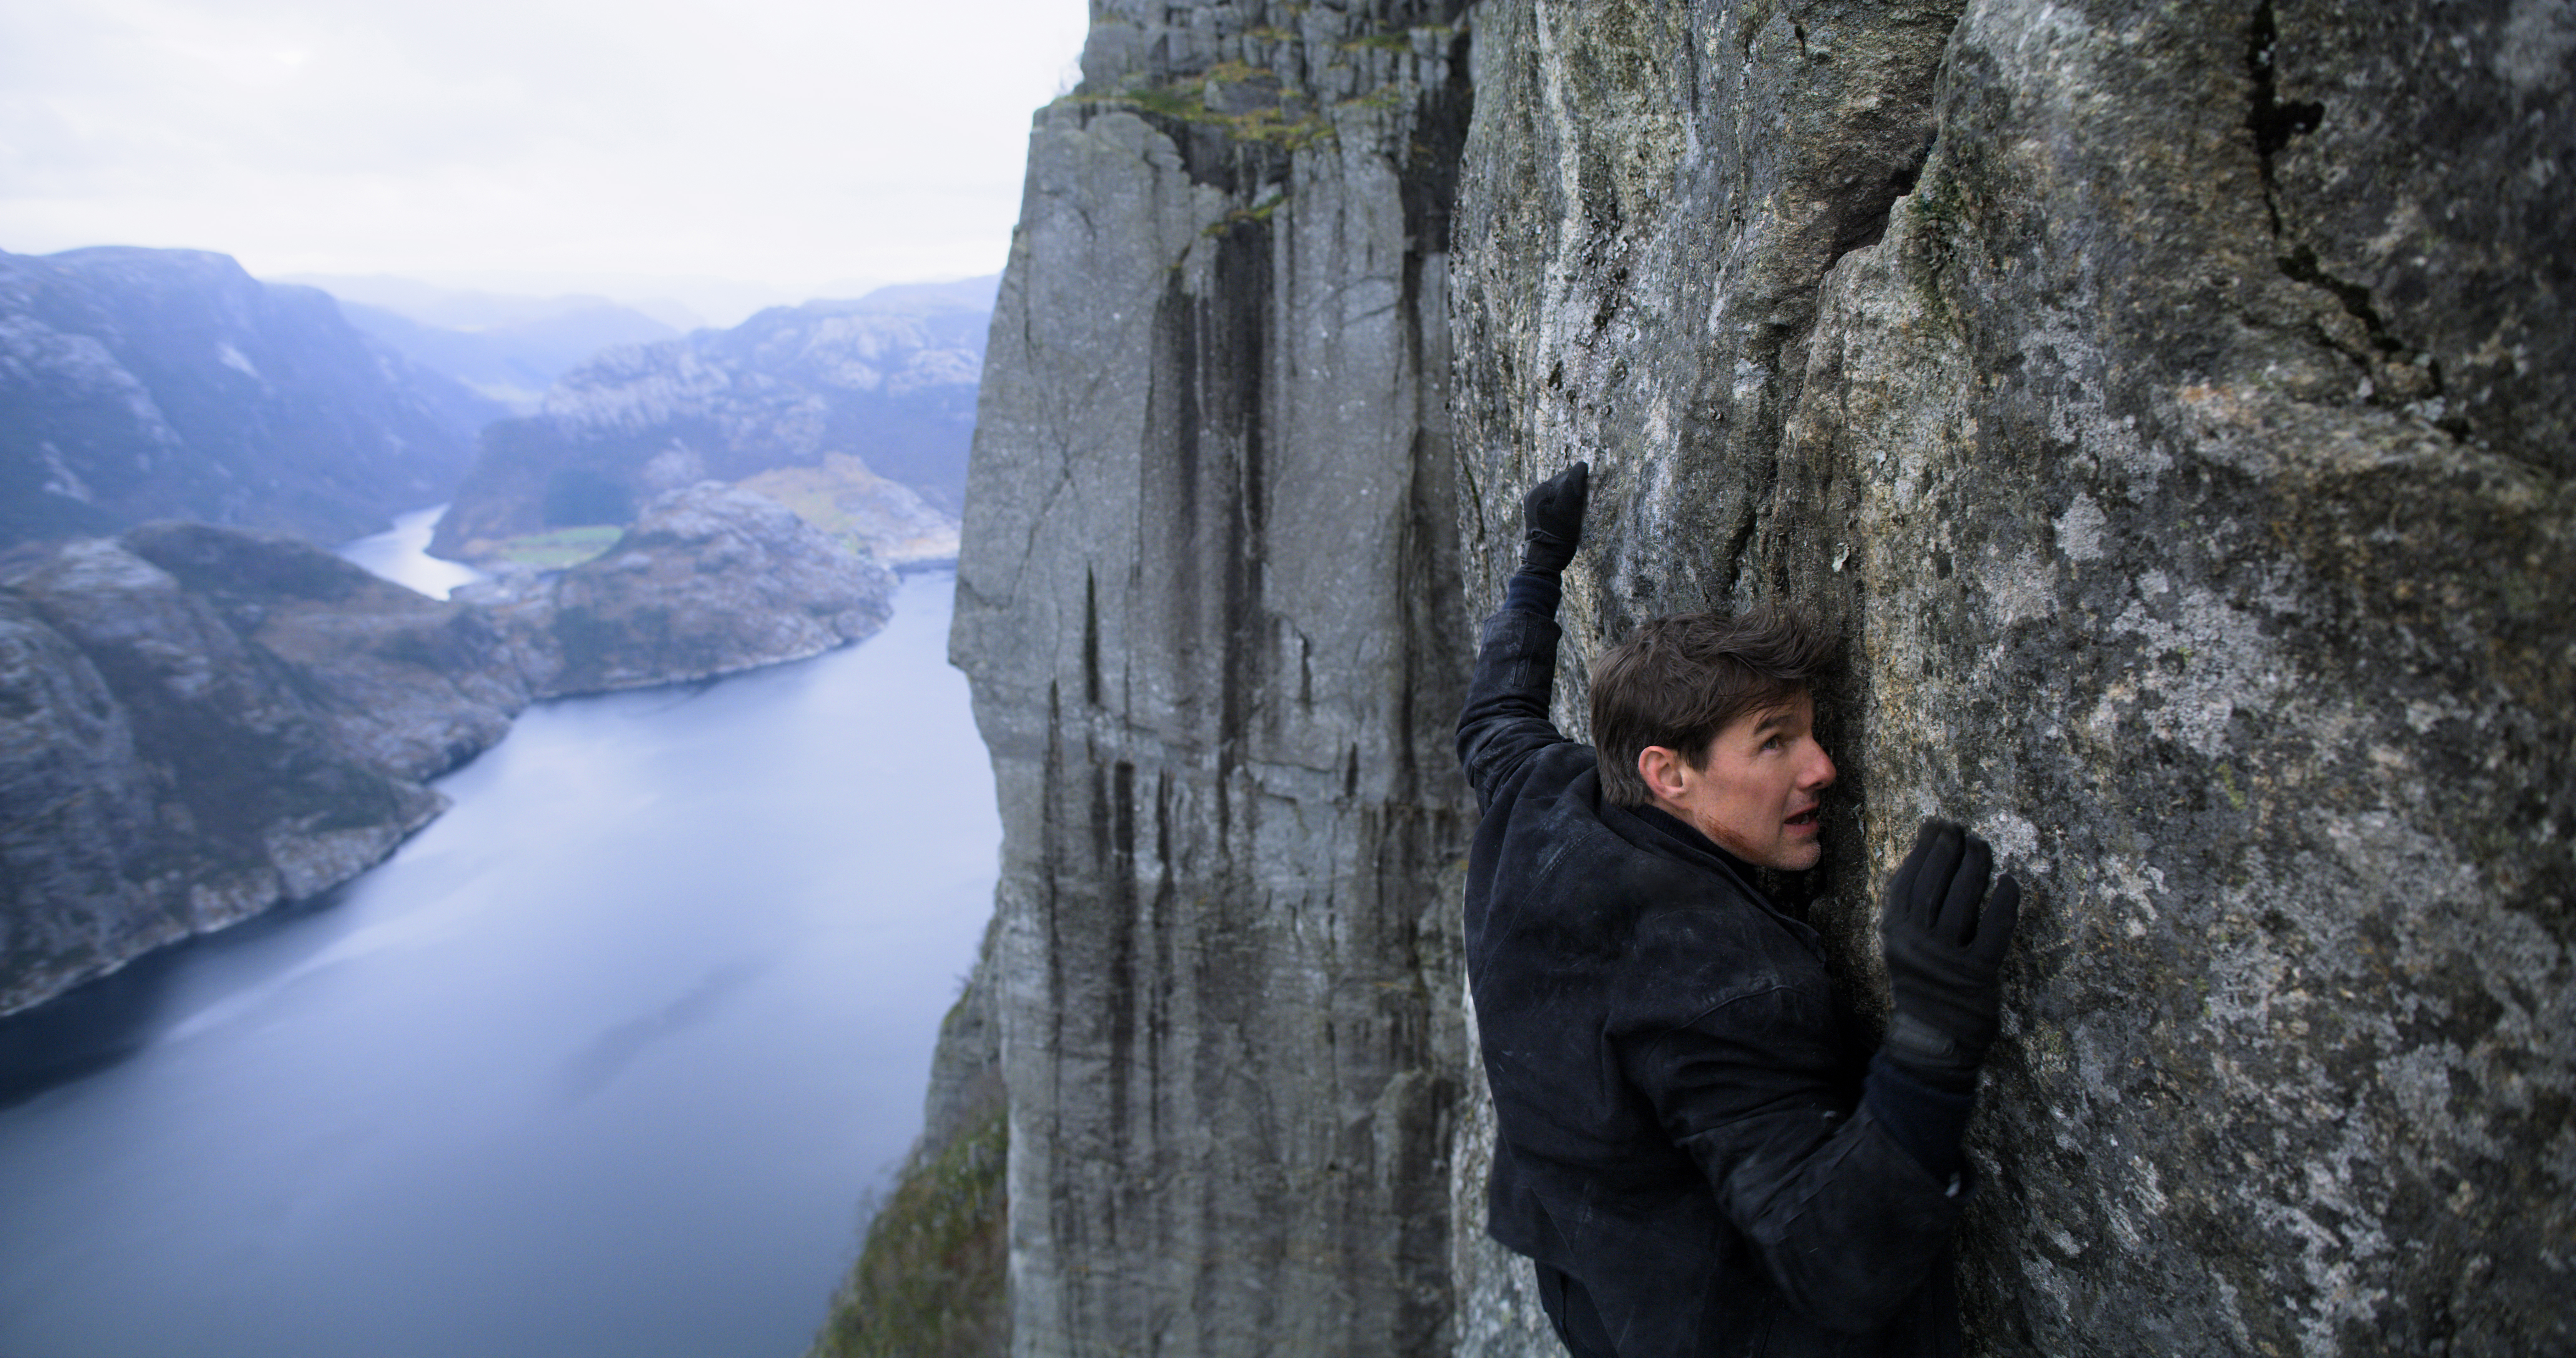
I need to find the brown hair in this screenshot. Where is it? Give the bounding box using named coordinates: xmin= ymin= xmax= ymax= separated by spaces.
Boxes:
xmin=1589 ymin=603 xmax=1838 ymax=807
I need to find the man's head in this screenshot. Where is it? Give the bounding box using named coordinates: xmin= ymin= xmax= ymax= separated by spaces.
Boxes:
xmin=1590 ymin=604 xmax=1839 ymax=869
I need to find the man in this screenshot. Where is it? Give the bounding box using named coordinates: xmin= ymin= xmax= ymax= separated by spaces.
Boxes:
xmin=1456 ymin=463 xmax=2021 ymax=1357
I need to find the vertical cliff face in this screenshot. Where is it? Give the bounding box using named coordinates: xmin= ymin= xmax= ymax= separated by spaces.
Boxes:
xmin=949 ymin=2 xmax=1480 ymax=1351
xmin=1452 ymin=1 xmax=2572 ymax=1353
xmin=949 ymin=0 xmax=2566 ymax=1350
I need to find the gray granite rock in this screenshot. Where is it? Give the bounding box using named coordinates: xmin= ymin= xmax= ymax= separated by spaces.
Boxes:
xmin=940 ymin=0 xmax=2567 ymax=1353
xmin=1450 ymin=0 xmax=2573 ymax=1352
xmin=947 ymin=2 xmax=1484 ymax=1351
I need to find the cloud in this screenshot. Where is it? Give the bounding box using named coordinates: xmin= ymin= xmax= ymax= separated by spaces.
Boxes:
xmin=0 ymin=0 xmax=1089 ymax=290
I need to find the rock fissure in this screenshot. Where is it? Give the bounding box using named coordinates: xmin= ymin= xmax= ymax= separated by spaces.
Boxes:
xmin=910 ymin=1 xmax=2574 ymax=1354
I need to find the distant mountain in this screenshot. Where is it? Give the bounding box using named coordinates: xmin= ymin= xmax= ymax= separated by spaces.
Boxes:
xmin=275 ymin=274 xmax=705 ymax=334
xmin=0 ymin=247 xmax=502 ymax=550
xmin=429 ymin=278 xmax=994 ymax=563
xmin=333 ymin=298 xmax=681 ymax=413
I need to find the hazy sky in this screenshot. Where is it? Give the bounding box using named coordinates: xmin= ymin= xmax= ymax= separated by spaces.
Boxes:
xmin=0 ymin=0 xmax=1091 ymax=306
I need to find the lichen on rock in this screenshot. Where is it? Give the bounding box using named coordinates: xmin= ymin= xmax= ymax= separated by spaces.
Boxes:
xmin=945 ymin=0 xmax=2570 ymax=1354
xmin=1449 ymin=0 xmax=2574 ymax=1352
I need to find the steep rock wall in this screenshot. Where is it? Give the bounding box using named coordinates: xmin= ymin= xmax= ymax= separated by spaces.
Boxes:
xmin=949 ymin=2 xmax=1484 ymax=1351
xmin=1451 ymin=0 xmax=2572 ymax=1353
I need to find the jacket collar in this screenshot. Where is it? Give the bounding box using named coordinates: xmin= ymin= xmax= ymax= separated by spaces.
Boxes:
xmin=1628 ymin=803 xmax=1752 ymax=874
xmin=1601 ymin=798 xmax=1825 ymax=955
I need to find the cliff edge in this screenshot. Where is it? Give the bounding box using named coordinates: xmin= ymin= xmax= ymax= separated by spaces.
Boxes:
xmin=947 ymin=1 xmax=1487 ymax=1351
xmin=939 ymin=0 xmax=2569 ymax=1354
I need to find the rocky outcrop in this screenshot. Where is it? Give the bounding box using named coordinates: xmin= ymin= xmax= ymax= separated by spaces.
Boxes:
xmin=0 ymin=247 xmax=499 ymax=549
xmin=948 ymin=2 xmax=1479 ymax=1352
xmin=0 ymin=529 xmax=508 ymax=1014
xmin=468 ymin=482 xmax=897 ymax=697
xmin=941 ymin=0 xmax=2568 ymax=1355
xmin=431 ymin=280 xmax=992 ymax=561
xmin=737 ymin=454 xmax=963 ymax=567
xmin=2 ymin=487 xmax=897 ymax=1015
xmin=1449 ymin=0 xmax=2573 ymax=1353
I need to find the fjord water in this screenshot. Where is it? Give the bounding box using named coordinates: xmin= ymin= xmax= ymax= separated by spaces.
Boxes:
xmin=0 ymin=558 xmax=998 ymax=1357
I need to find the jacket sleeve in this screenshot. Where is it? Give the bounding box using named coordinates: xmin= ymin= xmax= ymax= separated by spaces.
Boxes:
xmin=1455 ymin=603 xmax=1571 ymax=812
xmin=1628 ymin=986 xmax=1967 ymax=1333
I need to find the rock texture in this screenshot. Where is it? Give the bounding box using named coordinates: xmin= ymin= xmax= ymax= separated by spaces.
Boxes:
xmin=432 ymin=280 xmax=992 ymax=561
xmin=469 ymin=482 xmax=897 ymax=697
xmin=942 ymin=0 xmax=2568 ymax=1354
xmin=1448 ymin=0 xmax=2574 ymax=1353
xmin=948 ymin=2 xmax=1482 ymax=1351
xmin=0 ymin=247 xmax=498 ymax=549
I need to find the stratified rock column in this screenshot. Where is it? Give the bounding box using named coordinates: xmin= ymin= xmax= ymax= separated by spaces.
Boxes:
xmin=1452 ymin=0 xmax=2572 ymax=1353
xmin=950 ymin=4 xmax=1477 ymax=1353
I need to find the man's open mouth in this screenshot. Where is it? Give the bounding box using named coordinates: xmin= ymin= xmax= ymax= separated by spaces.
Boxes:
xmin=1786 ymin=807 xmax=1820 ymax=829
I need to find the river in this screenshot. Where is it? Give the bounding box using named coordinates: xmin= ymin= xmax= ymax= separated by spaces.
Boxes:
xmin=0 ymin=519 xmax=999 ymax=1358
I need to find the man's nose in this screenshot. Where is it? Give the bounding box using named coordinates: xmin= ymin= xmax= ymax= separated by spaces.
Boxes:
xmin=1803 ymin=742 xmax=1837 ymax=789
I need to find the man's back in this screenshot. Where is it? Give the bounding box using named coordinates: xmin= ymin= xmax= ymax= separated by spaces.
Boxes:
xmin=1455 ymin=462 xmax=2022 ymax=1357
xmin=1459 ymin=603 xmax=1965 ymax=1358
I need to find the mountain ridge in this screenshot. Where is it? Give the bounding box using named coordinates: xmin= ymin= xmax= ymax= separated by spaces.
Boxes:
xmin=0 ymin=247 xmax=499 ymax=550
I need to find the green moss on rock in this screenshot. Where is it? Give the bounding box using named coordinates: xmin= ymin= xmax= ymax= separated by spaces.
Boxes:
xmin=807 ymin=1108 xmax=1008 ymax=1358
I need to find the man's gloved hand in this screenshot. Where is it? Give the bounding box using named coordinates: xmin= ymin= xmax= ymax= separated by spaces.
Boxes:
xmin=1881 ymin=819 xmax=2021 ymax=1087
xmin=1520 ymin=461 xmax=1589 ymax=574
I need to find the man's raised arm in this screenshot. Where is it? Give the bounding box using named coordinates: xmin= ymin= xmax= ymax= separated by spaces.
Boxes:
xmin=1456 ymin=462 xmax=1589 ymax=810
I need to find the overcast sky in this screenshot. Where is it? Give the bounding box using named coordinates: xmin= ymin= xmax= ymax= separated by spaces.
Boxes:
xmin=0 ymin=0 xmax=1091 ymax=312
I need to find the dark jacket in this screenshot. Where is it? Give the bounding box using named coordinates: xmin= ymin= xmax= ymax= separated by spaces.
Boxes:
xmin=1457 ymin=603 xmax=1968 ymax=1358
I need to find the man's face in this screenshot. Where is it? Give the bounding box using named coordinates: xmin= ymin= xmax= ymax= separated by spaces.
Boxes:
xmin=1652 ymin=691 xmax=1837 ymax=870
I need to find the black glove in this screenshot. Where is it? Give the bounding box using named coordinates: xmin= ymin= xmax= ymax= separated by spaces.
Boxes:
xmin=1519 ymin=461 xmax=1589 ymax=574
xmin=1881 ymin=819 xmax=2021 ymax=1087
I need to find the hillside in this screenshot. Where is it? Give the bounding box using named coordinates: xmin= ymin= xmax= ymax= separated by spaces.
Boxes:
xmin=429 ymin=279 xmax=993 ymax=564
xmin=0 ymin=247 xmax=499 ymax=549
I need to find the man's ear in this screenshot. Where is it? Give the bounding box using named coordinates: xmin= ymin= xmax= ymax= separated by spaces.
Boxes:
xmin=1637 ymin=745 xmax=1689 ymax=803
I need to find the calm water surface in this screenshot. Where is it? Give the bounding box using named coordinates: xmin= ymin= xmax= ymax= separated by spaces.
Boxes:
xmin=0 ymin=547 xmax=998 ymax=1358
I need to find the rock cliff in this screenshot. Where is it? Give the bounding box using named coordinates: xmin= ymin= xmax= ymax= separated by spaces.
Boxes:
xmin=431 ymin=281 xmax=993 ymax=562
xmin=1449 ymin=0 xmax=2572 ymax=1351
xmin=948 ymin=1 xmax=1482 ymax=1351
xmin=0 ymin=247 xmax=498 ymax=549
xmin=941 ymin=0 xmax=2569 ymax=1354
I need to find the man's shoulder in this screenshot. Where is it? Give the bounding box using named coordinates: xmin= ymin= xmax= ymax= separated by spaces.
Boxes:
xmin=1488 ymin=762 xmax=1767 ymax=930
